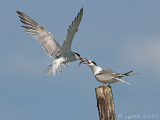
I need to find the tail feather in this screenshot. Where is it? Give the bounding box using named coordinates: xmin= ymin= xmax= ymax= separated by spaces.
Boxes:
xmin=114 ymin=78 xmax=131 ymax=85
xmin=44 ymin=60 xmax=63 ymax=76
xmin=116 ymin=70 xmax=134 ymax=78
xmin=123 ymin=70 xmax=133 ymax=76
xmin=122 ymin=70 xmax=140 ymax=77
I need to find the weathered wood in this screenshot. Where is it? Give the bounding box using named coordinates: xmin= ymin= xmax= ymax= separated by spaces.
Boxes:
xmin=95 ymin=86 xmax=116 ymax=120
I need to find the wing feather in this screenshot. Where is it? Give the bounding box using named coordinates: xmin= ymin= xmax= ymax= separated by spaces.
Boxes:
xmin=114 ymin=78 xmax=131 ymax=85
xmin=17 ymin=11 xmax=61 ymax=57
xmin=61 ymin=8 xmax=83 ymax=54
xmin=95 ymin=70 xmax=115 ymax=80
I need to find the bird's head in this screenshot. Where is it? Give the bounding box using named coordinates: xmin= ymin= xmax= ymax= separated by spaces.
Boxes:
xmin=78 ymin=58 xmax=101 ymax=74
xmin=74 ymin=53 xmax=83 ymax=61
xmin=83 ymin=58 xmax=97 ymax=67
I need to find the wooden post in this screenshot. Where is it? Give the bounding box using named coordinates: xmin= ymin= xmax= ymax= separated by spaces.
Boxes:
xmin=95 ymin=86 xmax=116 ymax=120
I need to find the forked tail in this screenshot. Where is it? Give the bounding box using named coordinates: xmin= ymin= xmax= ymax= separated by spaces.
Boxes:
xmin=114 ymin=70 xmax=140 ymax=85
xmin=123 ymin=70 xmax=133 ymax=76
xmin=117 ymin=70 xmax=140 ymax=78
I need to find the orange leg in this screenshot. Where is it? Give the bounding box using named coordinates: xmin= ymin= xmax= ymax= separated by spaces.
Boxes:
xmin=99 ymin=82 xmax=107 ymax=88
xmin=102 ymin=82 xmax=106 ymax=86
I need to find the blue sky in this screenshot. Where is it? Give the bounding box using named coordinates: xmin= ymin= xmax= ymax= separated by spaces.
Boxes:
xmin=1 ymin=0 xmax=160 ymax=120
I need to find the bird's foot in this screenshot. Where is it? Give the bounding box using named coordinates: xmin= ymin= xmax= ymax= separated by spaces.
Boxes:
xmin=99 ymin=83 xmax=107 ymax=88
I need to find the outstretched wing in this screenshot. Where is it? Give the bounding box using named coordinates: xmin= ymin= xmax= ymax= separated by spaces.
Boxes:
xmin=61 ymin=7 xmax=83 ymax=54
xmin=17 ymin=11 xmax=61 ymax=57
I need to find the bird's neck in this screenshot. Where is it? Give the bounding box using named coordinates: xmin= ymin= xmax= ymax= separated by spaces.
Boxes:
xmin=89 ymin=65 xmax=103 ymax=75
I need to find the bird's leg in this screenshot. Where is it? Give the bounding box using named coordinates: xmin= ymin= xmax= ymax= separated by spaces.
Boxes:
xmin=99 ymin=82 xmax=106 ymax=88
xmin=107 ymin=83 xmax=111 ymax=86
xmin=103 ymin=82 xmax=106 ymax=86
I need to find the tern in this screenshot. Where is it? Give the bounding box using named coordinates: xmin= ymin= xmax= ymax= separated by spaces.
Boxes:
xmin=83 ymin=59 xmax=137 ymax=86
xmin=17 ymin=8 xmax=84 ymax=76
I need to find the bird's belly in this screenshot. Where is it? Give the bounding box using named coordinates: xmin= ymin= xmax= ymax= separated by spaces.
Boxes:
xmin=95 ymin=77 xmax=118 ymax=83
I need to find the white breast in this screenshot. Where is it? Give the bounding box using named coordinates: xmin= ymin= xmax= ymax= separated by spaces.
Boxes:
xmin=89 ymin=66 xmax=103 ymax=75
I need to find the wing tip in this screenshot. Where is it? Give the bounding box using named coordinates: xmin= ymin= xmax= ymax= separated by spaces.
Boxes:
xmin=16 ymin=11 xmax=20 ymax=14
xmin=16 ymin=11 xmax=24 ymax=16
xmin=80 ymin=7 xmax=83 ymax=12
xmin=80 ymin=7 xmax=83 ymax=15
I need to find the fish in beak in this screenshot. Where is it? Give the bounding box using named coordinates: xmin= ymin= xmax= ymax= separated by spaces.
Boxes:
xmin=78 ymin=58 xmax=88 ymax=67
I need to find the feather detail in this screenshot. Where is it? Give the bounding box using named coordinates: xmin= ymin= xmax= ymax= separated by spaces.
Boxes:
xmin=114 ymin=78 xmax=131 ymax=85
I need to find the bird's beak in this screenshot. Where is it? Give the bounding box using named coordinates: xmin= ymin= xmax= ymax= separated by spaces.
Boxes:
xmin=80 ymin=57 xmax=83 ymax=61
xmin=83 ymin=62 xmax=90 ymax=64
xmin=83 ymin=58 xmax=91 ymax=65
xmin=83 ymin=58 xmax=90 ymax=64
xmin=78 ymin=57 xmax=88 ymax=67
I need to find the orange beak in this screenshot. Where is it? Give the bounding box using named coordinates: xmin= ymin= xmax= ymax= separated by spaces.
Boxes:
xmin=83 ymin=58 xmax=90 ymax=64
xmin=84 ymin=62 xmax=90 ymax=64
xmin=78 ymin=57 xmax=89 ymax=67
xmin=78 ymin=57 xmax=85 ymax=67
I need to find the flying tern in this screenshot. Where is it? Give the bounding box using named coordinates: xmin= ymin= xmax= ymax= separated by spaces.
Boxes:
xmin=17 ymin=8 xmax=84 ymax=76
xmin=83 ymin=59 xmax=137 ymax=86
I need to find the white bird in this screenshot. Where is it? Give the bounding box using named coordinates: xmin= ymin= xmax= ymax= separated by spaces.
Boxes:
xmin=17 ymin=8 xmax=84 ymax=76
xmin=83 ymin=59 xmax=136 ymax=86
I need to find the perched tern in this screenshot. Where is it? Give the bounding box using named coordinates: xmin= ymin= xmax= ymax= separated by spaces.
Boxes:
xmin=17 ymin=8 xmax=84 ymax=76
xmin=83 ymin=59 xmax=137 ymax=86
